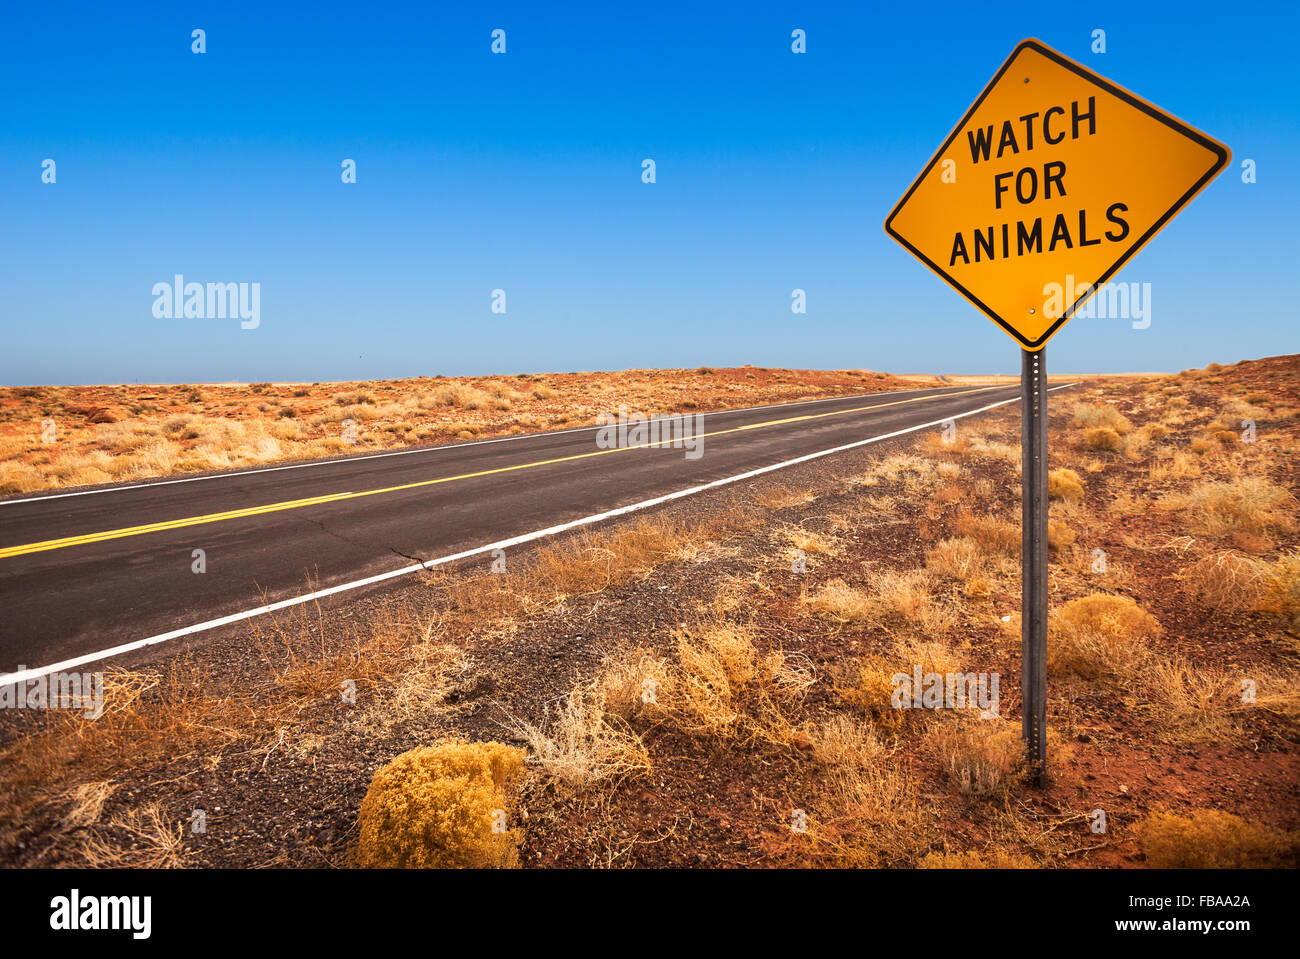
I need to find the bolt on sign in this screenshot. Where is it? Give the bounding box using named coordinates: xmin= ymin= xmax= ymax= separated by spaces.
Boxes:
xmin=884 ymin=38 xmax=1230 ymax=349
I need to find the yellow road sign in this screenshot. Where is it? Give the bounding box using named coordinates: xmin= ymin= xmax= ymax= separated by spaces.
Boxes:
xmin=885 ymin=38 xmax=1230 ymax=350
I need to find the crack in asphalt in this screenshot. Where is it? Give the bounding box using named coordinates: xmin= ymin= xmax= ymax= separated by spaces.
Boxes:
xmin=301 ymin=516 xmax=430 ymax=569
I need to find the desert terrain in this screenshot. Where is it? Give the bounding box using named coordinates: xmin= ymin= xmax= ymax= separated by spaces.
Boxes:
xmin=1 ymin=356 xmax=1297 ymax=868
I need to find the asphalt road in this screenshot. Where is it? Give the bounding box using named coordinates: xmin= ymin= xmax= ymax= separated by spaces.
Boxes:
xmin=0 ymin=383 xmax=1030 ymax=677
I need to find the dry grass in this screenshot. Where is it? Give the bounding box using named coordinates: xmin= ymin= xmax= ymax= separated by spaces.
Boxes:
xmin=592 ymin=647 xmax=671 ymax=723
xmin=1047 ymin=468 xmax=1084 ymax=501
xmin=1162 ymin=476 xmax=1296 ymax=538
xmin=918 ymin=848 xmax=1036 ymax=868
xmin=1082 ymin=427 xmax=1124 ymax=451
xmin=1047 ymin=519 xmax=1076 ymax=552
xmin=1148 ymin=450 xmax=1202 ymax=482
xmin=802 ymin=569 xmax=956 ymax=636
xmin=667 ymin=619 xmax=813 ymax=746
xmin=1135 ymin=808 xmax=1297 ymax=868
xmin=780 ymin=524 xmax=840 ymax=557
xmin=1260 ymin=549 xmax=1300 ymax=627
xmin=0 ymin=367 xmax=911 ymax=495
xmin=753 ymin=486 xmax=816 ymax=510
xmin=812 ymin=759 xmax=927 ymax=867
xmin=1048 ymin=593 xmax=1162 ymax=682
xmin=74 ymin=803 xmax=186 ymax=868
xmin=926 ymin=537 xmax=992 ymax=596
xmin=1143 ymin=657 xmax=1241 ymax=744
xmin=1180 ymin=551 xmax=1272 ymax=613
xmin=512 ymin=687 xmax=652 ymax=791
xmin=1072 ymin=402 xmax=1133 ymax=434
xmin=929 ymin=716 xmax=1024 ymax=798
xmin=807 ymin=715 xmax=889 ymax=767
xmin=953 ymin=509 xmax=1019 ymax=555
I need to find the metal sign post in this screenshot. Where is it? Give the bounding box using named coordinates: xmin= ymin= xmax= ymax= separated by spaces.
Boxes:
xmin=884 ymin=37 xmax=1230 ymax=783
xmin=1021 ymin=348 xmax=1048 ymax=782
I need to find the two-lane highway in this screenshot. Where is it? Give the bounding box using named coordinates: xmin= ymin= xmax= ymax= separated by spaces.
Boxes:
xmin=0 ymin=383 xmax=1052 ymax=680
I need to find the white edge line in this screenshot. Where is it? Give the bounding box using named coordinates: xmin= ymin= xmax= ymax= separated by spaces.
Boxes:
xmin=0 ymin=385 xmax=999 ymax=506
xmin=0 ymin=384 xmax=1073 ymax=685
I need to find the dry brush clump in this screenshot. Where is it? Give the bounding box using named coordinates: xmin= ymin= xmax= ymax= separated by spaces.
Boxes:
xmin=1070 ymin=400 xmax=1134 ymax=453
xmin=1161 ymin=476 xmax=1296 ymax=540
xmin=953 ymin=508 xmax=1019 ymax=556
xmin=928 ymin=716 xmax=1025 ymax=798
xmin=926 ymin=536 xmax=992 ymax=597
xmin=1047 ymin=467 xmax=1085 ymax=501
xmin=918 ymin=848 xmax=1036 ymax=868
xmin=511 ymin=685 xmax=652 ymax=791
xmin=1180 ymin=550 xmax=1273 ymax=613
xmin=1141 ymin=657 xmax=1243 ymax=745
xmin=667 ymin=619 xmax=814 ymax=746
xmin=355 ymin=741 xmax=525 ymax=868
xmin=1134 ymin=807 xmax=1298 ymax=868
xmin=1047 ymin=593 xmax=1162 ymax=683
xmin=73 ymin=802 xmax=187 ymax=869
xmin=1259 ymin=549 xmax=1300 ymax=627
xmin=802 ymin=569 xmax=958 ymax=637
xmin=807 ymin=757 xmax=928 ymax=867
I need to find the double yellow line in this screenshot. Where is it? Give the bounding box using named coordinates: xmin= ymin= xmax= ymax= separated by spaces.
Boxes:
xmin=0 ymin=386 xmax=1001 ymax=560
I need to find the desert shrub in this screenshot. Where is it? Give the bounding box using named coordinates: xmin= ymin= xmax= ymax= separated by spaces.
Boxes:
xmin=1072 ymin=403 xmax=1132 ymax=434
xmin=1135 ymin=808 xmax=1296 ymax=868
xmin=1082 ymin=427 xmax=1123 ymax=451
xmin=919 ymin=848 xmax=1035 ymax=868
xmin=953 ymin=509 xmax=1019 ymax=555
xmin=1143 ymin=657 xmax=1239 ymax=744
xmin=1168 ymin=477 xmax=1296 ymax=538
xmin=356 ymin=741 xmax=525 ymax=868
xmin=1048 ymin=593 xmax=1161 ymax=682
xmin=808 ymin=715 xmax=888 ymax=766
xmin=670 ymin=622 xmax=760 ymax=737
xmin=1047 ymin=520 xmax=1076 ymax=552
xmin=926 ymin=537 xmax=991 ymax=596
xmin=832 ymin=657 xmax=909 ymax=733
xmin=930 ymin=717 xmax=1023 ymax=797
xmin=1047 ymin=468 xmax=1084 ymax=501
xmin=1181 ymin=551 xmax=1271 ymax=612
xmin=666 ymin=620 xmax=812 ymax=745
xmin=514 ymin=687 xmax=651 ymax=790
xmin=1259 ymin=549 xmax=1300 ymax=628
xmin=594 ymin=648 xmax=670 ymax=723
xmin=1142 ymin=422 xmax=1170 ymax=441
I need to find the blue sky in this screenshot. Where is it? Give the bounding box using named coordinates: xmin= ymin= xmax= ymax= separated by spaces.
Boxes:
xmin=2 ymin=1 xmax=1295 ymax=384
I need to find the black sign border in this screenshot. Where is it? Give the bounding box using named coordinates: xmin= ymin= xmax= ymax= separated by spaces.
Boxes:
xmin=884 ymin=37 xmax=1231 ymax=350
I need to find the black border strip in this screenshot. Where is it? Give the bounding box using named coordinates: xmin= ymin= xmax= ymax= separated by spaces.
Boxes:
xmin=883 ymin=38 xmax=1231 ymax=350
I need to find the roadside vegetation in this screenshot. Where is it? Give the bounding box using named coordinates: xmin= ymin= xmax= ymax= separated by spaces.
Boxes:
xmin=1 ymin=355 xmax=1297 ymax=868
xmin=0 ymin=367 xmax=911 ymax=495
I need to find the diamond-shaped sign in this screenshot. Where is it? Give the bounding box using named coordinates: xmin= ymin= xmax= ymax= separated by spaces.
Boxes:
xmin=885 ymin=38 xmax=1230 ymax=350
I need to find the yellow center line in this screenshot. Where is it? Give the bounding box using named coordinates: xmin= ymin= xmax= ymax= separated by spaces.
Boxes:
xmin=0 ymin=386 xmax=1004 ymax=560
